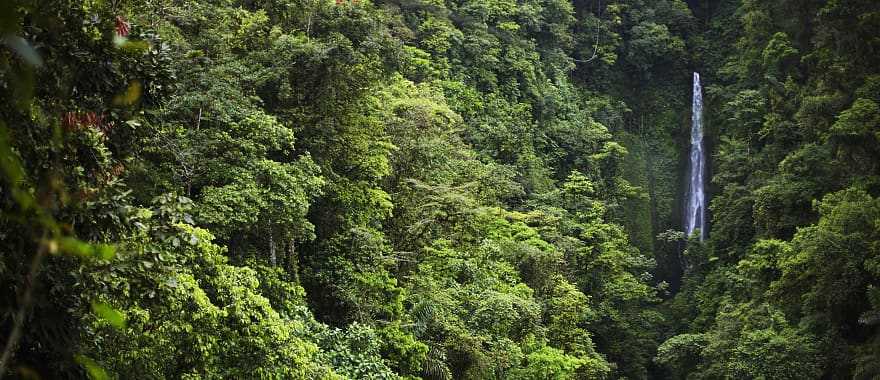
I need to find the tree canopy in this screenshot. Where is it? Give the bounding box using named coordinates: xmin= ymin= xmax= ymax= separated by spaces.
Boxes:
xmin=1 ymin=0 xmax=878 ymax=379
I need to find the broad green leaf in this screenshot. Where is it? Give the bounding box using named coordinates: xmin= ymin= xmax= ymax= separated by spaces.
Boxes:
xmin=75 ymin=355 xmax=110 ymax=380
xmin=91 ymin=301 xmax=126 ymax=329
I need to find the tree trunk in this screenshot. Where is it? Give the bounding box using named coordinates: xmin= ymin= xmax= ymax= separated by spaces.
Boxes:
xmin=269 ymin=231 xmax=277 ymax=266
xmin=287 ymin=237 xmax=300 ymax=283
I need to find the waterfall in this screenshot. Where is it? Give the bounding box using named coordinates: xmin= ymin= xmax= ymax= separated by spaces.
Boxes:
xmin=685 ymin=72 xmax=707 ymax=241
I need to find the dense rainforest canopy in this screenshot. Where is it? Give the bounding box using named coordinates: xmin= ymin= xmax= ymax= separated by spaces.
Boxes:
xmin=1 ymin=0 xmax=878 ymax=378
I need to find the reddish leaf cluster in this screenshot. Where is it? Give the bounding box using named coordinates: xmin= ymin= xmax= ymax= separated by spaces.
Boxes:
xmin=109 ymin=163 xmax=125 ymax=177
xmin=74 ymin=188 xmax=97 ymax=201
xmin=62 ymin=111 xmax=114 ymax=135
xmin=115 ymin=16 xmax=130 ymax=37
xmin=98 ymin=162 xmax=127 ymax=183
xmin=335 ymin=0 xmax=360 ymax=6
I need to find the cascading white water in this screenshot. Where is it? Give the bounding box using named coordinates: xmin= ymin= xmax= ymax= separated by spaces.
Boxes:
xmin=685 ymin=72 xmax=706 ymax=241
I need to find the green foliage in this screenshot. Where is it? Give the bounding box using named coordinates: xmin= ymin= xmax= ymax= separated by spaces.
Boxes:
xmin=79 ymin=215 xmax=338 ymax=378
xmin=507 ymin=347 xmax=594 ymax=380
xmin=655 ymin=333 xmax=708 ymax=378
xmin=317 ymin=323 xmax=402 ymax=379
xmin=659 ymin=1 xmax=880 ymax=378
xmin=21 ymin=0 xmax=880 ymax=378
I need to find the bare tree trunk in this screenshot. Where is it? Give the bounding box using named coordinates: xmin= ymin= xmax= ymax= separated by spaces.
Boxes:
xmin=287 ymin=237 xmax=299 ymax=283
xmin=269 ymin=231 xmax=277 ymax=266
